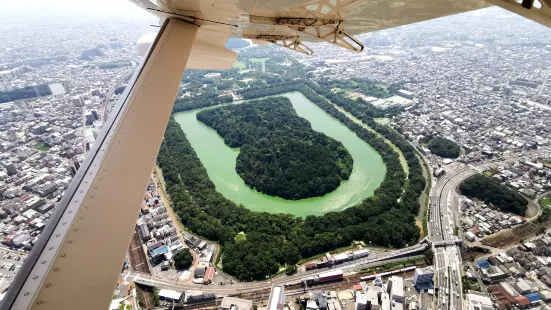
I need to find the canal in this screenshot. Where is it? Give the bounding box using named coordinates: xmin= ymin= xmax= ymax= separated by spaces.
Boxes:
xmin=173 ymin=92 xmax=386 ymax=217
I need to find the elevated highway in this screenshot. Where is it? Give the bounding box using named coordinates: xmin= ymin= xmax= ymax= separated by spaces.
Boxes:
xmin=429 ymin=165 xmax=477 ymax=310
xmin=427 ymin=151 xmax=543 ymax=310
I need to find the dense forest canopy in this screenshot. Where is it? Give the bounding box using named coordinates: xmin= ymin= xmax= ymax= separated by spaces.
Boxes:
xmin=319 ymin=78 xmax=390 ymax=99
xmin=0 ymin=84 xmax=52 ymax=103
xmin=158 ymin=79 xmax=427 ymax=281
xmin=173 ymin=93 xmax=233 ymax=112
xmin=422 ymin=136 xmax=461 ymax=158
xmin=459 ymin=174 xmax=528 ymax=216
xmin=196 ymin=98 xmax=353 ymax=199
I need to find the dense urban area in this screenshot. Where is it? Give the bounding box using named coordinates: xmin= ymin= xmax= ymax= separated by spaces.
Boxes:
xmin=1 ymin=3 xmax=551 ymax=310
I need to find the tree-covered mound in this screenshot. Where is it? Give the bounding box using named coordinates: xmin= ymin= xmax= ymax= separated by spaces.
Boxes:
xmin=158 ymin=80 xmax=425 ymax=281
xmin=422 ymin=136 xmax=460 ymax=158
xmin=196 ymin=97 xmax=353 ymax=200
xmin=459 ymin=174 xmax=528 ymax=216
xmin=0 ymin=84 xmax=52 ymax=103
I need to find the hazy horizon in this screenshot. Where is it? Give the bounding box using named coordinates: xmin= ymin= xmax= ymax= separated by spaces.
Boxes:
xmin=3 ymin=0 xmax=155 ymax=20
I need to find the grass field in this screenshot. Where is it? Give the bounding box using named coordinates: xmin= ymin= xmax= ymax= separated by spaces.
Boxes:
xmin=232 ymin=61 xmax=246 ymax=70
xmin=96 ymin=60 xmax=132 ymax=69
xmin=35 ymin=142 xmax=49 ymax=152
xmin=484 ymin=171 xmax=494 ymax=177
xmin=249 ymin=57 xmax=270 ymax=63
xmin=374 ymin=118 xmax=391 ymax=125
xmin=118 ymin=304 xmax=131 ymax=310
xmin=541 ymin=197 xmax=551 ymax=209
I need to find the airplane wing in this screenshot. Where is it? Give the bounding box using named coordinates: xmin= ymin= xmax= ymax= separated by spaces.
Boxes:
xmin=129 ymin=0 xmax=550 ymax=57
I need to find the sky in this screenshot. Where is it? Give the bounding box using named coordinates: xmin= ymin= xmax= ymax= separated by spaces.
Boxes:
xmin=3 ymin=0 xmax=154 ymax=19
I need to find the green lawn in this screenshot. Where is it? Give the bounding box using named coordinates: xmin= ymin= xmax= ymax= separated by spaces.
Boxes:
xmin=374 ymin=118 xmax=391 ymax=125
xmin=540 ymin=197 xmax=551 ymax=209
xmin=232 ymin=61 xmax=246 ymax=70
xmin=249 ymin=57 xmax=270 ymax=63
xmin=96 ymin=60 xmax=132 ymax=69
xmin=484 ymin=171 xmax=494 ymax=177
xmin=35 ymin=142 xmax=49 ymax=152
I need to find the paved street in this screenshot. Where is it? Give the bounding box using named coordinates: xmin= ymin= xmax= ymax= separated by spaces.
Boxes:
xmin=427 ymin=150 xmax=545 ymax=310
xmin=130 ymin=254 xmax=425 ymax=295
xmin=430 ymin=164 xmax=474 ymax=310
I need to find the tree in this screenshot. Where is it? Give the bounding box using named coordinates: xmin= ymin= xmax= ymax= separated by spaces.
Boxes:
xmin=196 ymin=98 xmax=353 ymax=200
xmin=285 ymin=265 xmax=297 ymax=275
xmin=0 ymin=84 xmax=52 ymax=103
xmin=174 ymin=248 xmax=194 ymax=270
xmin=539 ymin=207 xmax=551 ymax=223
xmin=157 ymin=78 xmax=428 ymax=281
xmin=459 ymin=175 xmax=528 ymax=216
xmin=427 ymin=137 xmax=460 ymax=158
xmin=424 ymin=248 xmax=434 ymax=264
xmin=152 ymin=288 xmax=160 ymax=306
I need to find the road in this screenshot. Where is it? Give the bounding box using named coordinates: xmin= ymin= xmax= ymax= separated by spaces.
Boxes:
xmin=430 ymin=164 xmax=475 ymax=310
xmin=129 ymin=251 xmax=426 ymax=294
xmin=131 ymin=254 xmax=424 ymax=295
xmin=538 ymin=69 xmax=550 ymax=96
xmin=101 ymin=71 xmax=133 ymax=122
xmin=428 ymin=150 xmax=544 ymax=310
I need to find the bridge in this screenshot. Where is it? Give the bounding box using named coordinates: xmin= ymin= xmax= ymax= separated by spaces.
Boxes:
xmin=432 ymin=239 xmax=463 ymax=247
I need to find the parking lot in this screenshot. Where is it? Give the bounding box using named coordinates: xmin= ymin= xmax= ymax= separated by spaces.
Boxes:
xmin=152 ymin=265 xmax=182 ymax=281
xmin=404 ymin=277 xmax=434 ymax=309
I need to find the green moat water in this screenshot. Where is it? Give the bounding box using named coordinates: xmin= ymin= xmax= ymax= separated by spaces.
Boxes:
xmin=174 ymin=92 xmax=386 ymax=217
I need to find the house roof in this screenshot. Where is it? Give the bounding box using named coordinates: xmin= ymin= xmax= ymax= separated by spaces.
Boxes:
xmin=205 ymin=267 xmax=215 ymax=281
xmin=158 ymin=289 xmax=182 ymax=301
xmin=514 ymin=296 xmax=530 ymax=306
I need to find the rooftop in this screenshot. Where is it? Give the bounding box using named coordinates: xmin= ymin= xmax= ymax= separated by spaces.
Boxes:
xmin=158 ymin=289 xmax=182 ymax=301
xmin=220 ymin=296 xmax=253 ymax=310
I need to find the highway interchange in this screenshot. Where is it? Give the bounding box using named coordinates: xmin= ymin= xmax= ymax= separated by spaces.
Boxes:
xmin=428 ymin=150 xmax=547 ymax=310
xmin=429 ymin=165 xmax=476 ymax=310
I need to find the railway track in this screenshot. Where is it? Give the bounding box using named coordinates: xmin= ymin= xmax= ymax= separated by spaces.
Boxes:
xmin=234 ymin=262 xmax=423 ymax=301
xmin=128 ymin=226 xmax=151 ymax=274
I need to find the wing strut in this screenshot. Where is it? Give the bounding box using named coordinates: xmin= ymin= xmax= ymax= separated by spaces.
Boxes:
xmin=244 ymin=34 xmax=314 ymax=54
xmin=3 ymin=18 xmax=197 ymax=310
